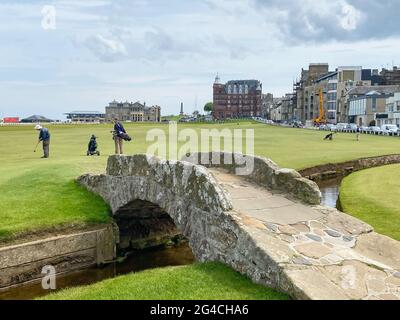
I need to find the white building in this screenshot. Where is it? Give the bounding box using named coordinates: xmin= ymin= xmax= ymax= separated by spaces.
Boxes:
xmin=376 ymin=92 xmax=400 ymax=127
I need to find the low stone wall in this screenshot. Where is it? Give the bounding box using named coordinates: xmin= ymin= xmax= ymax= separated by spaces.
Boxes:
xmin=300 ymin=154 xmax=400 ymax=181
xmin=80 ymin=154 xmax=233 ymax=215
xmin=184 ymin=152 xmax=321 ymax=205
xmin=0 ymin=225 xmax=116 ymax=289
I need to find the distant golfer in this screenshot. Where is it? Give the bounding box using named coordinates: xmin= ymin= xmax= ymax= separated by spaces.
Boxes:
xmin=112 ymin=118 xmax=126 ymax=155
xmin=35 ymin=125 xmax=51 ymax=158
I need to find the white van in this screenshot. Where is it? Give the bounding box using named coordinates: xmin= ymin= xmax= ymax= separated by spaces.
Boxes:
xmin=381 ymin=124 xmax=399 ymax=135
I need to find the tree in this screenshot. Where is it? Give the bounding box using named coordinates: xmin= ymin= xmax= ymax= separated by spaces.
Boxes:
xmin=204 ymin=102 xmax=213 ymax=113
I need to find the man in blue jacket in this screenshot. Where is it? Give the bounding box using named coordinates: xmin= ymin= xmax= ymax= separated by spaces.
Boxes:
xmin=35 ymin=125 xmax=51 ymax=158
xmin=113 ymin=118 xmax=126 ymax=155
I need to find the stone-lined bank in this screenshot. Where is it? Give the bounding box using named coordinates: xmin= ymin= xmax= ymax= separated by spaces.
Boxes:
xmin=299 ymin=154 xmax=400 ymax=182
xmin=0 ymin=225 xmax=116 ymax=290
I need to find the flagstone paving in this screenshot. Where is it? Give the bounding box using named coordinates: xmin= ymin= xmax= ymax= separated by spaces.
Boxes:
xmin=209 ymin=168 xmax=400 ymax=300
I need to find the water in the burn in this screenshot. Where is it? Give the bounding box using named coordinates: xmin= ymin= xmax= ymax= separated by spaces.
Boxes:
xmin=0 ymin=242 xmax=195 ymax=300
xmin=317 ymin=177 xmax=343 ymax=209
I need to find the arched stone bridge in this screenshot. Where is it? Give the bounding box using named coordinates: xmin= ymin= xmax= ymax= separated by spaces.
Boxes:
xmin=78 ymin=153 xmax=400 ymax=300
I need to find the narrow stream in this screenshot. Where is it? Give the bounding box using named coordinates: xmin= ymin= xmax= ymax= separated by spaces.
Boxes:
xmin=0 ymin=242 xmax=195 ymax=300
xmin=317 ymin=177 xmax=343 ymax=209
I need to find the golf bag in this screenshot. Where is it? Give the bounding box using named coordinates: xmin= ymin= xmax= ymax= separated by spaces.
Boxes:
xmin=119 ymin=132 xmax=132 ymax=142
xmin=87 ymin=135 xmax=100 ymax=156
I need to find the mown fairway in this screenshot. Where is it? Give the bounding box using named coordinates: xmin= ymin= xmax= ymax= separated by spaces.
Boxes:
xmin=1 ymin=121 xmax=400 ymax=241
xmin=340 ymin=164 xmax=400 ymax=241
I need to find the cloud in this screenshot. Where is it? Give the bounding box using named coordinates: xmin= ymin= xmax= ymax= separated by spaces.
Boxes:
xmin=144 ymin=29 xmax=176 ymax=54
xmin=252 ymin=0 xmax=400 ymax=43
xmin=84 ymin=34 xmax=128 ymax=62
xmin=340 ymin=2 xmax=361 ymax=31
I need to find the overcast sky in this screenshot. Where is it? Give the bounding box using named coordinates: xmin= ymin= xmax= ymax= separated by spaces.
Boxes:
xmin=1 ymin=0 xmax=400 ymax=119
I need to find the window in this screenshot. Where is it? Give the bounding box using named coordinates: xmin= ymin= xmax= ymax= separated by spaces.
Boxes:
xmin=328 ymin=102 xmax=336 ymax=111
xmin=372 ymin=98 xmax=377 ymax=112
xmin=327 ymin=93 xmax=337 ymax=101
xmin=328 ymin=83 xmax=337 ymax=91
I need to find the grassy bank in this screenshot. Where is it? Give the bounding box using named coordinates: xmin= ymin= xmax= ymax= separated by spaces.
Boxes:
xmin=339 ymin=164 xmax=400 ymax=241
xmin=41 ymin=262 xmax=289 ymax=300
xmin=1 ymin=122 xmax=400 ymax=241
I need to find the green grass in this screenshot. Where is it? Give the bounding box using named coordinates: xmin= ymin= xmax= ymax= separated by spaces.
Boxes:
xmin=161 ymin=115 xmax=182 ymax=121
xmin=339 ymin=164 xmax=400 ymax=241
xmin=0 ymin=166 xmax=110 ymax=241
xmin=40 ymin=262 xmax=289 ymax=300
xmin=1 ymin=122 xmax=400 ymax=241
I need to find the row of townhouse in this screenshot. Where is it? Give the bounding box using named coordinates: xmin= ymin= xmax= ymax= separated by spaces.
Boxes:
xmin=292 ymin=64 xmax=400 ymax=125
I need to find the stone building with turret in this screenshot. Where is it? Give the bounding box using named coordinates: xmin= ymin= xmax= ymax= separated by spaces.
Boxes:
xmin=213 ymin=75 xmax=263 ymax=120
xmin=105 ymin=100 xmax=161 ymax=122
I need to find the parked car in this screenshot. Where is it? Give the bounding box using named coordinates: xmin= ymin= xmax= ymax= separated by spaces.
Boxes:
xmin=319 ymin=125 xmax=327 ymax=131
xmin=326 ymin=124 xmax=337 ymax=131
xmin=347 ymin=124 xmax=358 ymax=131
xmin=381 ymin=124 xmax=399 ymax=135
xmin=292 ymin=121 xmax=303 ymax=128
xmin=336 ymin=123 xmax=348 ymax=131
xmin=360 ymin=126 xmax=370 ymax=132
xmin=369 ymin=126 xmax=382 ymax=134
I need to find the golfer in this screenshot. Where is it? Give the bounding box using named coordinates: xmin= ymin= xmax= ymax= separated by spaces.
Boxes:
xmin=35 ymin=125 xmax=51 ymax=158
xmin=113 ymin=118 xmax=126 ymax=155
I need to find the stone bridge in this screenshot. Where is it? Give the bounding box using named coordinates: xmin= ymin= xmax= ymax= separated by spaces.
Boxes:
xmin=78 ymin=153 xmax=400 ymax=300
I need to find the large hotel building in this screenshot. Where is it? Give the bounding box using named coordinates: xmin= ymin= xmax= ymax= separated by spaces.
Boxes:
xmin=213 ymin=75 xmax=263 ymax=120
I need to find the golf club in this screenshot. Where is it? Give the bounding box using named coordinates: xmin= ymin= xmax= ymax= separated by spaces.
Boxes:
xmin=34 ymin=141 xmax=40 ymax=153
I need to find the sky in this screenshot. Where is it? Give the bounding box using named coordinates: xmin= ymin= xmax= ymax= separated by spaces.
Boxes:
xmin=1 ymin=0 xmax=400 ymax=120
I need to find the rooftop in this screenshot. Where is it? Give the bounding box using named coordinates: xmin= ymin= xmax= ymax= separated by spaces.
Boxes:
xmin=65 ymin=111 xmax=105 ymax=115
xmin=224 ymin=80 xmax=262 ymax=92
xmin=347 ymin=85 xmax=400 ymax=96
xmin=315 ymin=71 xmax=338 ymax=83
xmin=20 ymin=115 xmax=53 ymax=122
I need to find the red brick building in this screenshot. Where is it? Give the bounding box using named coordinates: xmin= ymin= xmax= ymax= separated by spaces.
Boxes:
xmin=213 ymin=75 xmax=262 ymax=120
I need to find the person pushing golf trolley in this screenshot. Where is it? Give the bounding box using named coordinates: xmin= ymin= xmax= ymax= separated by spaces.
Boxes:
xmin=87 ymin=134 xmax=100 ymax=156
xmin=34 ymin=125 xmax=51 ymax=158
xmin=111 ymin=118 xmax=132 ymax=155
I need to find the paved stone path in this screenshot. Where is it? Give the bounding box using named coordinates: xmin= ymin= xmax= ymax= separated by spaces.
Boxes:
xmin=209 ymin=168 xmax=400 ymax=300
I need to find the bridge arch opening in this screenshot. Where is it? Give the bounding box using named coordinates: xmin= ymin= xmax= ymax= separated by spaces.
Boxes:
xmin=114 ymin=199 xmax=188 ymax=253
